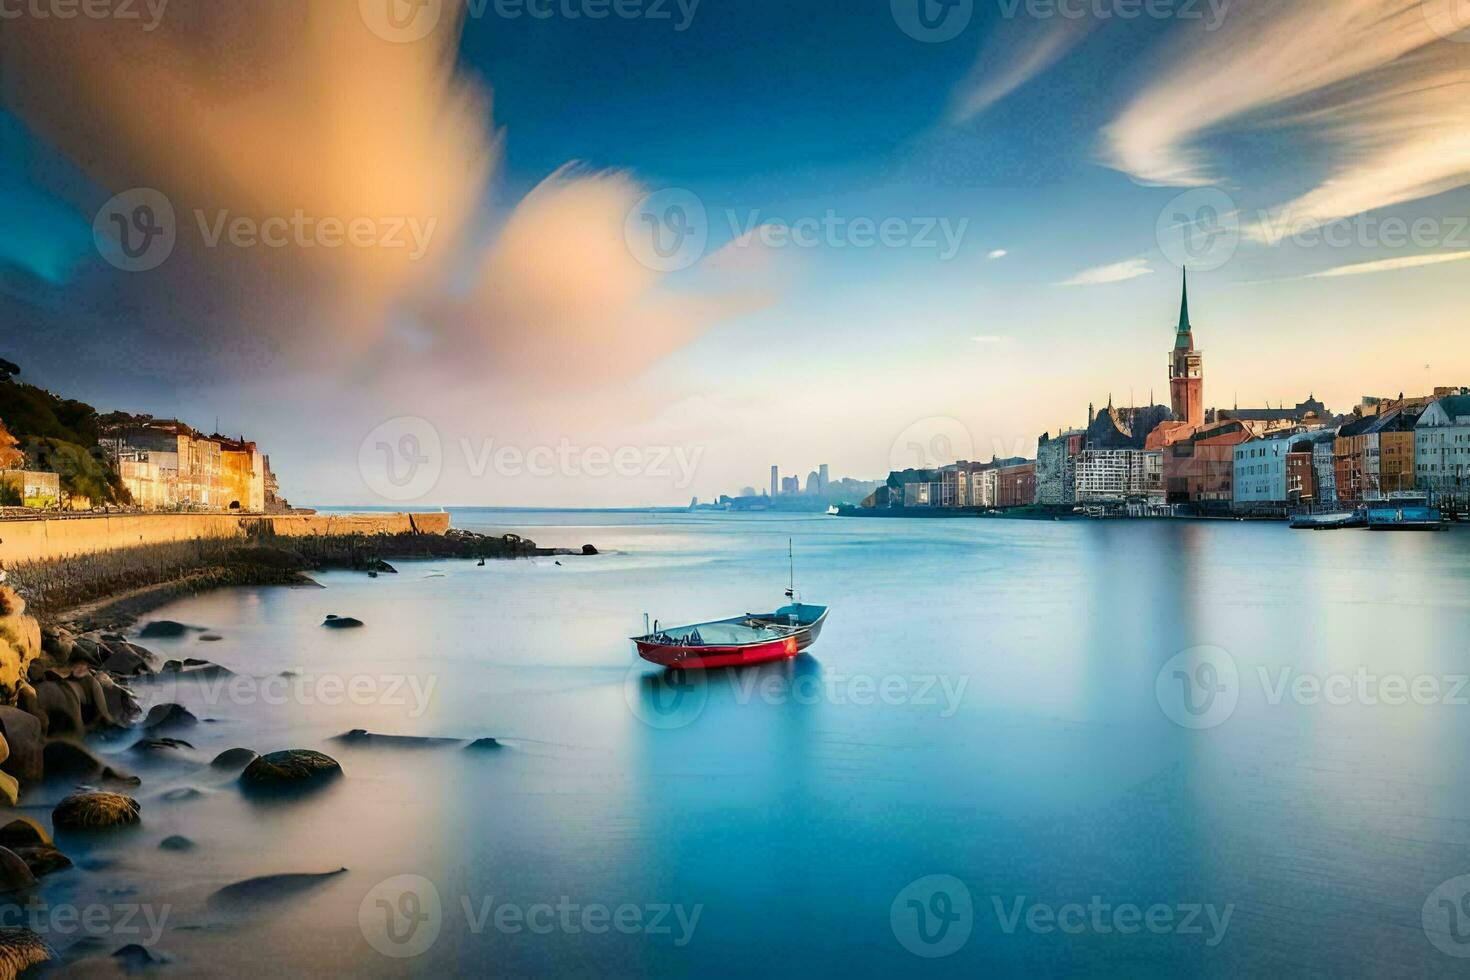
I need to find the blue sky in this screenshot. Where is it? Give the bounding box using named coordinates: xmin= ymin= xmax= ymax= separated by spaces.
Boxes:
xmin=2 ymin=1 xmax=1468 ymax=505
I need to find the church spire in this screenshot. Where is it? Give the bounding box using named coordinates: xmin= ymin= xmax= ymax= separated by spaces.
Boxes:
xmin=1175 ymin=268 xmax=1193 ymax=350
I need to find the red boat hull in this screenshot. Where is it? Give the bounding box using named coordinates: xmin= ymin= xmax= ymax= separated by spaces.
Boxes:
xmin=635 ymin=634 xmax=800 ymax=669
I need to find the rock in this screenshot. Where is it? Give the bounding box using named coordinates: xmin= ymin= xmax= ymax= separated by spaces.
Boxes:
xmin=101 ymin=648 xmax=150 ymax=676
xmin=321 ymin=615 xmax=364 ymax=629
xmin=42 ymin=739 xmax=108 ymax=778
xmin=0 ymin=818 xmax=49 ymax=850
xmin=158 ymin=835 xmax=194 ymax=852
xmin=142 ymin=703 xmax=198 ymax=731
xmin=32 ymin=680 xmax=84 ymax=737
xmin=199 ymin=634 xmax=223 ymax=642
xmin=69 ymin=636 xmax=105 ymax=668
xmin=14 ymin=683 xmax=44 ymax=735
xmin=465 ymin=737 xmax=504 ymax=751
xmin=129 ymin=737 xmax=194 ymax=754
xmin=330 ymin=729 xmax=461 ymax=749
xmin=0 ymin=708 xmax=43 ymax=782
xmin=0 ymin=848 xmax=35 ymax=892
xmin=96 ymin=674 xmax=141 ymax=726
xmin=210 ymin=748 xmax=258 ymax=771
xmin=64 ymin=669 xmax=116 ymax=729
xmin=207 ymin=868 xmax=348 ymax=909
xmin=0 ymin=587 xmax=41 ymax=706
xmin=161 ymin=787 xmax=203 ymax=802
xmin=0 ymin=928 xmax=53 ymax=977
xmin=113 ymin=943 xmax=171 ymax=970
xmin=9 ymin=845 xmax=70 ymax=878
xmin=582 ymin=544 xmax=599 ymax=556
xmin=52 ymin=792 xmax=141 ymax=831
xmin=239 ymin=750 xmax=342 ymax=795
xmin=138 ymin=621 xmax=200 ymax=639
xmin=0 ymin=773 xmax=16 ymax=807
xmin=40 ymin=626 xmax=75 ymax=664
xmin=160 ymin=660 xmax=184 ymax=673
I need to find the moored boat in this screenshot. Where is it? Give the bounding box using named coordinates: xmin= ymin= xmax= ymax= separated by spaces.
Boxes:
xmin=1290 ymin=509 xmax=1367 ymax=530
xmin=1367 ymin=500 xmax=1446 ymax=531
xmin=633 ymin=540 xmax=829 ymax=669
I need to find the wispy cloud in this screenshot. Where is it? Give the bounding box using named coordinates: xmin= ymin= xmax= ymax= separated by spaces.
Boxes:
xmin=1103 ymin=1 xmax=1470 ymax=236
xmin=1302 ymin=249 xmax=1470 ymax=279
xmin=1059 ymin=257 xmax=1154 ymax=286
xmin=949 ymin=17 xmax=1098 ymax=124
xmin=987 ymin=249 xmax=1009 ymax=260
xmin=972 ymin=334 xmax=1012 ymax=344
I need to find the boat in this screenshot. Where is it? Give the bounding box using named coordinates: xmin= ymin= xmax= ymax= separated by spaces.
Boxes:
xmin=1367 ymin=498 xmax=1446 ymax=531
xmin=1290 ymin=509 xmax=1367 ymax=530
xmin=632 ymin=541 xmax=829 ymax=669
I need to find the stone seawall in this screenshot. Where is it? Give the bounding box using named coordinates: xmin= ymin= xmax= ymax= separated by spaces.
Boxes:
xmin=0 ymin=512 xmax=452 ymax=565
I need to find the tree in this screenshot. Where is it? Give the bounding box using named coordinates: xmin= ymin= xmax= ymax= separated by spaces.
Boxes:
xmin=0 ymin=358 xmax=17 ymax=383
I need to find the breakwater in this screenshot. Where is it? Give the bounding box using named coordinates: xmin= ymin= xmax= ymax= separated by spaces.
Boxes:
xmin=0 ymin=512 xmax=451 ymax=566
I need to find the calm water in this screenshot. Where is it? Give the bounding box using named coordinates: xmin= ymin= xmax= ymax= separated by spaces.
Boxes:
xmin=31 ymin=512 xmax=1470 ymax=977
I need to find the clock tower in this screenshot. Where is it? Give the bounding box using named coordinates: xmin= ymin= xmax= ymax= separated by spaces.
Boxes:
xmin=1169 ymin=270 xmax=1204 ymax=428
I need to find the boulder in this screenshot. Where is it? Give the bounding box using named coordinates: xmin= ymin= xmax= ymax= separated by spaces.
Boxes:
xmin=70 ymin=636 xmax=105 ymax=668
xmin=0 ymin=818 xmax=50 ymax=850
xmin=582 ymin=544 xmax=599 ymax=556
xmin=210 ymin=748 xmax=258 ymax=771
xmin=113 ymin=944 xmax=170 ymax=970
xmin=33 ymin=681 xmax=84 ymax=737
xmin=138 ymin=621 xmax=199 ymax=639
xmin=321 ymin=615 xmax=364 ymax=629
xmin=199 ymin=634 xmax=223 ymax=642
xmin=100 ymin=648 xmax=150 ymax=676
xmin=239 ymin=750 xmax=342 ymax=795
xmin=0 ymin=587 xmax=41 ymax=705
xmin=43 ymin=739 xmax=109 ymax=779
xmin=64 ymin=669 xmax=115 ymax=729
xmin=8 ymin=845 xmax=69 ymax=878
xmin=129 ymin=737 xmax=194 ymax=755
xmin=465 ymin=737 xmax=504 ymax=751
xmin=95 ymin=674 xmax=140 ymax=726
xmin=0 ymin=708 xmax=42 ymax=782
xmin=52 ymin=792 xmax=141 ymax=831
xmin=0 ymin=928 xmax=52 ymax=977
xmin=0 ymin=773 xmax=16 ymax=807
xmin=40 ymin=626 xmax=74 ymax=664
xmin=0 ymin=848 xmax=35 ymax=892
xmin=141 ymin=703 xmax=198 ymax=731
xmin=14 ymin=683 xmax=43 ymax=735
xmin=158 ymin=835 xmax=194 ymax=852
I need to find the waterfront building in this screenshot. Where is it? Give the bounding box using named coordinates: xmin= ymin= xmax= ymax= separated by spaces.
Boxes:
xmin=1169 ymin=271 xmax=1205 ymax=428
xmin=1218 ymin=395 xmax=1329 ymax=426
xmin=903 ymin=482 xmax=938 ymax=508
xmin=995 ymin=462 xmax=1036 ymax=507
xmin=1415 ymin=393 xmax=1470 ymax=510
xmin=1234 ymin=431 xmax=1317 ymax=509
xmin=770 ymin=466 xmax=779 ymax=498
xmin=99 ymin=416 xmax=268 ymax=512
xmin=1334 ymin=407 xmax=1421 ymax=503
xmin=215 ymin=436 xmax=267 ymax=512
xmin=819 ymin=464 xmax=830 ymax=493
xmin=781 ymin=475 xmax=800 ymax=495
xmin=0 ymin=470 xmax=61 ymax=509
xmin=1309 ymin=431 xmax=1339 ymax=508
xmin=1075 ymin=449 xmax=1163 ymax=504
xmin=1036 ymin=429 xmax=1086 ymax=505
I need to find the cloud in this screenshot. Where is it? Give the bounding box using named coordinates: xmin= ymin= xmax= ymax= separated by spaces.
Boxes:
xmin=949 ymin=17 xmax=1098 ymax=123
xmin=972 ymin=334 xmax=1011 ymax=344
xmin=1059 ymin=257 xmax=1154 ymax=286
xmin=1302 ymin=249 xmax=1470 ymax=279
xmin=1103 ymin=1 xmax=1470 ymax=235
xmin=987 ymin=249 xmax=1010 ymax=260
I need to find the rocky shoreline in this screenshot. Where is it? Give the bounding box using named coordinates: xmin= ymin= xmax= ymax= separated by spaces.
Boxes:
xmin=0 ymin=526 xmax=598 ymax=973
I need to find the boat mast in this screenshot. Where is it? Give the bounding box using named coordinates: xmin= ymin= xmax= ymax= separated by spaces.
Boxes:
xmin=786 ymin=538 xmax=794 ymax=600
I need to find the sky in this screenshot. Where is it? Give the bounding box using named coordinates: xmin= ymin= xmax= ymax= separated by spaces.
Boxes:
xmin=1 ymin=0 xmax=1468 ymax=506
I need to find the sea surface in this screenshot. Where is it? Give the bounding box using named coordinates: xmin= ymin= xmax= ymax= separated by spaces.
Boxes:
xmin=28 ymin=512 xmax=1470 ymax=977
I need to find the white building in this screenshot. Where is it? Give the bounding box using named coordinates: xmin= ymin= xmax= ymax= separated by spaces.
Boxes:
xmin=1416 ymin=394 xmax=1470 ymax=509
xmin=1075 ymin=449 xmax=1163 ymax=504
xmin=1233 ymin=431 xmax=1315 ymax=506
